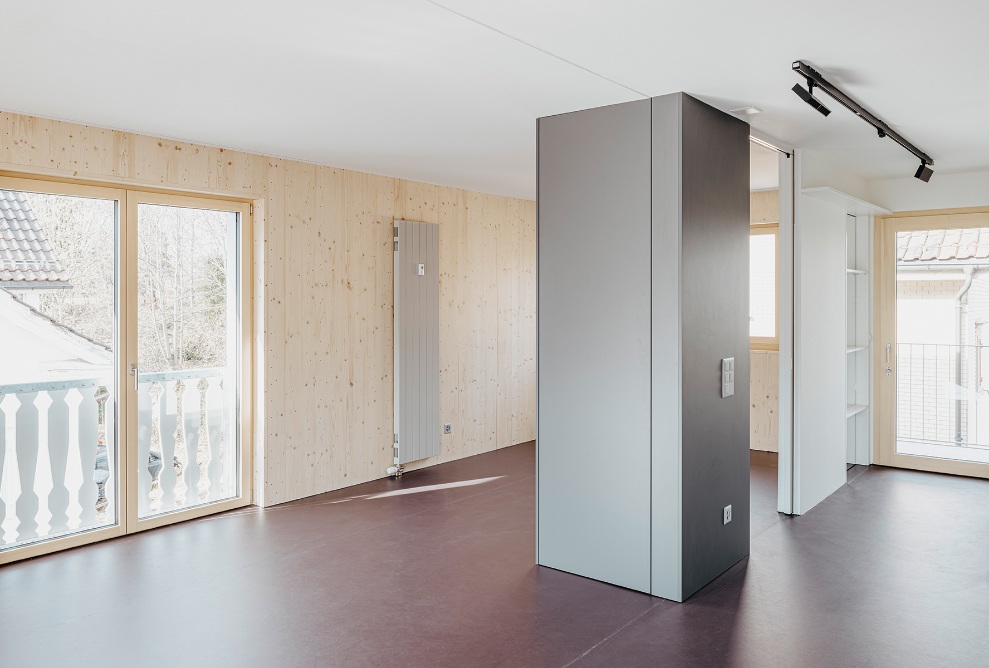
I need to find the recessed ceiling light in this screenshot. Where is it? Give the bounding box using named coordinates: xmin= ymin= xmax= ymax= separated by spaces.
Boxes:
xmin=729 ymin=106 xmax=762 ymax=116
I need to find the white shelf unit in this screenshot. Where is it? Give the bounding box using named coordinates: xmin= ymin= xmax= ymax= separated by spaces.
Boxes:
xmin=845 ymin=212 xmax=872 ymax=466
xmin=803 ymin=187 xmax=889 ymax=469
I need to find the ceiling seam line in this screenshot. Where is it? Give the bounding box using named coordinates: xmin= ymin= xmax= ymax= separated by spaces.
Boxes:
xmin=423 ymin=0 xmax=649 ymax=99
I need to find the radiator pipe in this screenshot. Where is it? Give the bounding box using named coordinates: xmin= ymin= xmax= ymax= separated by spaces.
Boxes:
xmin=955 ymin=266 xmax=975 ymax=443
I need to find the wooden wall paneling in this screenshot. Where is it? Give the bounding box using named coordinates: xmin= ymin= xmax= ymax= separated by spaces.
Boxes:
xmin=436 ymin=185 xmax=462 ymax=463
xmin=318 ymin=168 xmax=347 ymax=491
xmin=367 ymin=173 xmax=396 ymax=481
xmin=750 ymin=350 xmax=780 ymax=451
xmin=301 ymin=163 xmax=320 ymax=494
xmin=252 ymin=196 xmax=268 ymax=506
xmin=263 ymin=161 xmax=288 ymax=502
xmin=497 ymin=197 xmax=521 ymax=448
xmin=345 ymin=170 xmax=383 ymax=487
xmin=470 ymin=192 xmax=500 ymax=454
xmin=310 ymin=167 xmax=329 ymax=494
xmin=521 ymin=199 xmax=537 ymax=441
xmin=750 ymin=189 xmax=780 ymax=225
xmin=0 ymin=110 xmax=536 ymax=507
xmin=281 ymin=161 xmax=315 ymax=499
xmin=516 ymin=198 xmax=536 ymax=445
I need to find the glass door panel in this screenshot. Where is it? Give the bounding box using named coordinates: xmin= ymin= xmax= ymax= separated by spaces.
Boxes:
xmin=135 ymin=201 xmax=240 ymax=519
xmin=895 ymin=227 xmax=989 ymax=466
xmin=0 ymin=187 xmax=119 ymax=551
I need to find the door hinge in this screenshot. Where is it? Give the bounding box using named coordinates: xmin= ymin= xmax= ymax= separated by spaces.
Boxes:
xmin=250 ymin=203 xmax=254 ymax=215
xmin=394 ymin=227 xmax=399 ymax=251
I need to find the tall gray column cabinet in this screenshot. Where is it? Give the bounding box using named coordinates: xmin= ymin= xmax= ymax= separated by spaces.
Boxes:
xmin=537 ymin=93 xmax=751 ymax=601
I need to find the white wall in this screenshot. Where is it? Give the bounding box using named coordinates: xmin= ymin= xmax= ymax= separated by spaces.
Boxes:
xmin=800 ymin=150 xmax=873 ymax=204
xmin=871 ymin=169 xmax=989 ymax=212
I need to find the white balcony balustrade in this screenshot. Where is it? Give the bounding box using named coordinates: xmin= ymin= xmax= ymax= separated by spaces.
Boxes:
xmin=0 ymin=378 xmax=114 ymax=548
xmin=137 ymin=368 xmax=236 ymax=519
xmin=0 ymin=368 xmax=236 ymax=550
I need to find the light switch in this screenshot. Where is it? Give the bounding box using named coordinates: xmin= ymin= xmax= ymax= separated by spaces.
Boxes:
xmin=417 ymin=263 xmax=425 ymax=276
xmin=721 ymin=357 xmax=735 ymax=398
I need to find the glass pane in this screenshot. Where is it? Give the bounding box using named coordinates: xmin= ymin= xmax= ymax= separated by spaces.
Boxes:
xmin=750 ymin=232 xmax=776 ymax=338
xmin=0 ymin=189 xmax=118 ymax=550
xmin=136 ymin=203 xmax=239 ymax=519
xmin=896 ymin=227 xmax=989 ymax=464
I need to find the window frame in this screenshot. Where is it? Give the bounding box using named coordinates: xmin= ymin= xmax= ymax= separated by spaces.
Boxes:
xmin=750 ymin=223 xmax=780 ymax=351
xmin=0 ymin=173 xmax=254 ymax=564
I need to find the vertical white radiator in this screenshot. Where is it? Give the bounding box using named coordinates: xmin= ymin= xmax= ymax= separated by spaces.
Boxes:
xmin=393 ymin=220 xmax=440 ymax=465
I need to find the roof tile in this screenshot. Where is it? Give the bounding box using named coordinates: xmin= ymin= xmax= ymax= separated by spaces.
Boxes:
xmin=898 ymin=228 xmax=989 ymax=263
xmin=0 ymin=190 xmax=70 ymax=284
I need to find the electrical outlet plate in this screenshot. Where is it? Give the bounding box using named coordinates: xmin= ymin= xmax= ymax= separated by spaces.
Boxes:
xmin=443 ymin=423 xmax=452 ymax=434
xmin=723 ymin=505 xmax=732 ymax=525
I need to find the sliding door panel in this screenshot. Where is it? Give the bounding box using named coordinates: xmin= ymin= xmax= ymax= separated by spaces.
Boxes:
xmin=0 ymin=186 xmax=120 ymax=552
xmin=135 ymin=201 xmax=241 ymax=520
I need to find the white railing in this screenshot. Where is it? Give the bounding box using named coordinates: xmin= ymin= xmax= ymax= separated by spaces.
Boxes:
xmin=897 ymin=343 xmax=988 ymax=450
xmin=0 ymin=367 xmax=236 ymax=551
xmin=136 ymin=368 xmax=236 ymax=518
xmin=0 ymin=378 xmax=113 ymax=548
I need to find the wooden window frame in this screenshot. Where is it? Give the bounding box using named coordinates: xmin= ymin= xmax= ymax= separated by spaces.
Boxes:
xmin=0 ymin=174 xmax=254 ymax=564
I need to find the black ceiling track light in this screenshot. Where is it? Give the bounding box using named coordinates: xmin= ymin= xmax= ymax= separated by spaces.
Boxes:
xmin=791 ymin=60 xmax=934 ymax=182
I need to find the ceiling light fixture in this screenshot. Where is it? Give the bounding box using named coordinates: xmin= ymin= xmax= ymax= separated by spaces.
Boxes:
xmin=791 ymin=60 xmax=934 ymax=182
xmin=791 ymin=82 xmax=831 ymax=117
xmin=915 ymin=162 xmax=934 ymax=183
xmin=730 ymin=106 xmax=763 ymax=116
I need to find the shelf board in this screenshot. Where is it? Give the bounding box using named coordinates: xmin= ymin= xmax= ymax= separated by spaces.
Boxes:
xmin=846 ymin=404 xmax=868 ymax=418
xmin=846 ymin=346 xmax=868 ymax=354
xmin=846 ymin=268 xmax=867 ymax=275
xmin=802 ymin=186 xmax=891 ymax=216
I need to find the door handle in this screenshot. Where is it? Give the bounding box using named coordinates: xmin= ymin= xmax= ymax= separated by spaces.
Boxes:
xmin=885 ymin=344 xmax=892 ymax=376
xmin=130 ymin=363 xmax=140 ymax=391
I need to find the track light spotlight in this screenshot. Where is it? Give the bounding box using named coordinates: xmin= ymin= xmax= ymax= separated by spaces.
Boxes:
xmin=791 ymin=60 xmax=934 ymax=182
xmin=791 ymin=82 xmax=831 ymax=117
xmin=915 ymin=162 xmax=934 ymax=183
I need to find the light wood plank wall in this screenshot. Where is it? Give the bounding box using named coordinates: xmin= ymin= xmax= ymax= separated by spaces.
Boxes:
xmin=0 ymin=111 xmax=536 ymax=506
xmin=750 ymin=189 xmax=780 ymax=451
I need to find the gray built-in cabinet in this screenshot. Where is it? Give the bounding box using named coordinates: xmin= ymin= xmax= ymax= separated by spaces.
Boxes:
xmin=537 ymin=93 xmax=751 ymax=601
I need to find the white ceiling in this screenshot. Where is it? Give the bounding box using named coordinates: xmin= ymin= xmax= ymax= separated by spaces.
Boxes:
xmin=3 ymin=1 xmax=987 ymax=199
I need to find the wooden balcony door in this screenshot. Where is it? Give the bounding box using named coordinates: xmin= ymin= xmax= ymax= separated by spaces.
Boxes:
xmin=875 ymin=209 xmax=989 ymax=478
xmin=0 ymin=177 xmax=252 ymax=564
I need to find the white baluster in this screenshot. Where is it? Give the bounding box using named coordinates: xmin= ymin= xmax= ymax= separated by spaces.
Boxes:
xmin=1 ymin=394 xmax=22 ymax=544
xmin=218 ymin=378 xmax=226 ymax=495
xmin=33 ymin=392 xmax=54 ymax=537
xmin=64 ymin=388 xmax=84 ymax=530
xmin=172 ymin=379 xmax=188 ymax=506
xmin=147 ymin=382 xmax=164 ymax=512
xmin=196 ymin=378 xmax=212 ymax=501
xmin=94 ymin=387 xmax=110 ymax=523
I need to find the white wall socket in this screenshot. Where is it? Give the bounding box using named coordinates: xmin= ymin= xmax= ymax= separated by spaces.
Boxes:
xmin=723 ymin=505 xmax=732 ymax=525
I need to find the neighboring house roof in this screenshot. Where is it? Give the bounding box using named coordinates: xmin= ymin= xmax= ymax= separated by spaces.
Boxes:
xmin=898 ymin=228 xmax=989 ymax=263
xmin=0 ymin=189 xmax=70 ymax=285
xmin=0 ymin=287 xmax=111 ymax=385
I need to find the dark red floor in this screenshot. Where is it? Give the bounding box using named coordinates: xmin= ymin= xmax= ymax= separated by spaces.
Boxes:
xmin=2 ymin=442 xmax=987 ymax=667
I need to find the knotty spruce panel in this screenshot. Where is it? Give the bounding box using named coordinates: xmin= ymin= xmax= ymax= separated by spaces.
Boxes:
xmin=0 ymin=111 xmax=535 ymax=505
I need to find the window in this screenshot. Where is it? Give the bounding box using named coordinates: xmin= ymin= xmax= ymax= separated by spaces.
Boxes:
xmin=0 ymin=175 xmax=253 ymax=564
xmin=750 ymin=225 xmax=778 ymax=349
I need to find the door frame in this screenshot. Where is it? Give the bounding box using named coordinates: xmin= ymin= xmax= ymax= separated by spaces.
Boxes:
xmin=125 ymin=190 xmax=254 ymax=534
xmin=875 ymin=207 xmax=989 ymax=478
xmin=0 ymin=175 xmax=254 ymax=564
